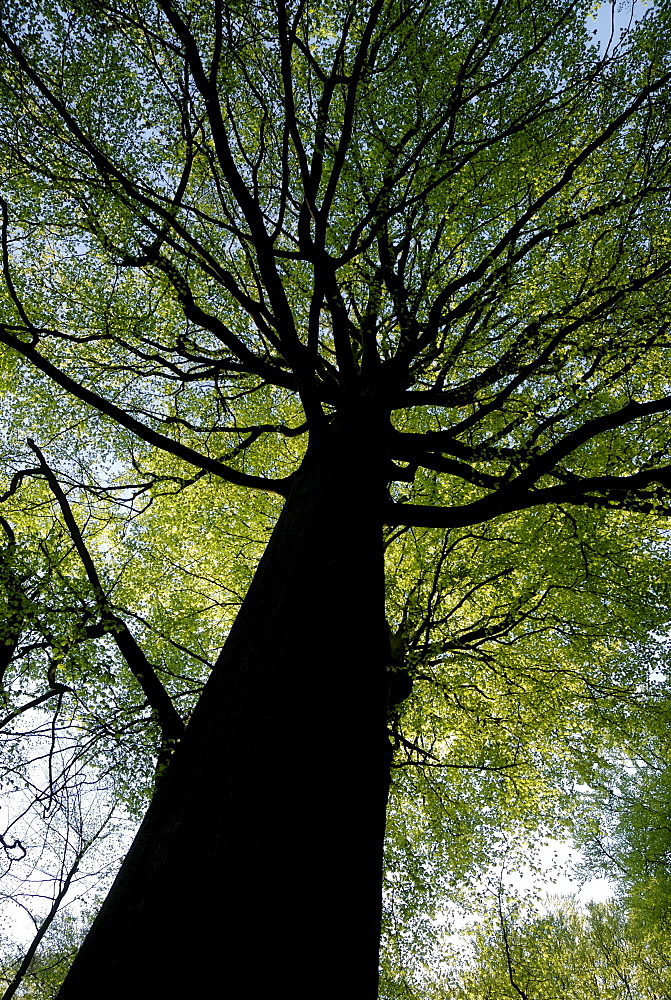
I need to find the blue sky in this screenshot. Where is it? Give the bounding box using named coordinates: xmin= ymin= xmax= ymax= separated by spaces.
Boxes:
xmin=588 ymin=0 xmax=652 ymax=51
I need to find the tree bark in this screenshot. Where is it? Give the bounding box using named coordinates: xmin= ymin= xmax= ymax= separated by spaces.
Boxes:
xmin=57 ymin=427 xmax=392 ymax=999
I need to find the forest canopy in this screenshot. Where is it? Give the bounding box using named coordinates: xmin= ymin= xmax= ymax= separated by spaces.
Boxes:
xmin=0 ymin=0 xmax=670 ymax=996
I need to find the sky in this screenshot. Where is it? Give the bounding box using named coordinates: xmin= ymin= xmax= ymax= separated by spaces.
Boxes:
xmin=588 ymin=0 xmax=652 ymax=51
xmin=519 ymin=839 xmax=614 ymax=904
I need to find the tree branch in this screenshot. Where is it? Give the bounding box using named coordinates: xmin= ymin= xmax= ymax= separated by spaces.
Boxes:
xmin=0 ymin=329 xmax=291 ymax=496
xmin=385 ymin=467 xmax=671 ymax=528
xmin=27 ymin=441 xmax=185 ymax=749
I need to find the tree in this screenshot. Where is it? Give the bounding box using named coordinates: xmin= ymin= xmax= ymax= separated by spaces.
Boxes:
xmin=0 ymin=0 xmax=670 ymax=996
xmin=579 ymin=662 xmax=671 ymax=931
xmin=452 ymin=897 xmax=671 ymax=1000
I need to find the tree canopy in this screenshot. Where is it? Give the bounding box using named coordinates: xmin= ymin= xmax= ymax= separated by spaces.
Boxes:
xmin=0 ymin=0 xmax=670 ymax=996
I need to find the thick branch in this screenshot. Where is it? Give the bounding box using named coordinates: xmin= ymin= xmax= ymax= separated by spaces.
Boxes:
xmin=385 ymin=467 xmax=671 ymax=528
xmin=27 ymin=441 xmax=185 ymax=747
xmin=0 ymin=329 xmax=290 ymax=495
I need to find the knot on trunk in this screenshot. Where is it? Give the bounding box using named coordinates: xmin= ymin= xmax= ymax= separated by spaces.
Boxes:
xmin=387 ymin=667 xmax=413 ymax=709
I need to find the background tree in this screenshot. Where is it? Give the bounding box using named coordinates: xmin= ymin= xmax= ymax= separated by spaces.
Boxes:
xmin=579 ymin=669 xmax=671 ymax=931
xmin=0 ymin=1 xmax=670 ymax=996
xmin=447 ymin=896 xmax=671 ymax=1000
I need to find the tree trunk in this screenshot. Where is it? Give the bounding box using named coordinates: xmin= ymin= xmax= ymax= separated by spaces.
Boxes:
xmin=57 ymin=429 xmax=392 ymax=999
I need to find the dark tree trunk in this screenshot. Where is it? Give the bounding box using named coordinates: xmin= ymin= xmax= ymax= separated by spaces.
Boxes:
xmin=57 ymin=424 xmax=392 ymax=999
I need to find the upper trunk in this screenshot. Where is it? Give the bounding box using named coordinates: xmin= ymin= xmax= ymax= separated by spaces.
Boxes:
xmin=57 ymin=416 xmax=392 ymax=999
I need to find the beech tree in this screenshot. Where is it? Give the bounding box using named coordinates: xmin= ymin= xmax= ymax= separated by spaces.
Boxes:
xmin=0 ymin=0 xmax=670 ymax=996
